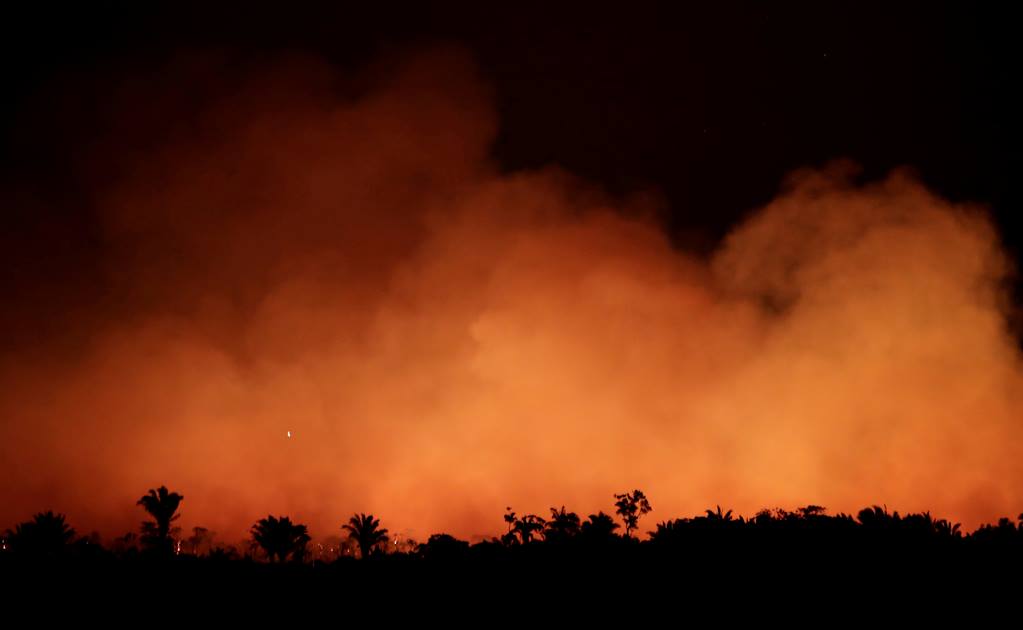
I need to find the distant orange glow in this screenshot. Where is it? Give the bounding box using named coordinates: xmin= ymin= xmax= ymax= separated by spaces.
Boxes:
xmin=1 ymin=48 xmax=1021 ymax=543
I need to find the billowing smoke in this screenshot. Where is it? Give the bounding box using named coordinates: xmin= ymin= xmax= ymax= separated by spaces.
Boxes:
xmin=1 ymin=48 xmax=1021 ymax=542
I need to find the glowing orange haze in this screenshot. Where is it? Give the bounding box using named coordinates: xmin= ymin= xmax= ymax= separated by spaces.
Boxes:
xmin=2 ymin=48 xmax=1021 ymax=544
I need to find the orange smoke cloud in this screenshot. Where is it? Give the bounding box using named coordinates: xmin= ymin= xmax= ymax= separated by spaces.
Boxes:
xmin=1 ymin=48 xmax=1021 ymax=543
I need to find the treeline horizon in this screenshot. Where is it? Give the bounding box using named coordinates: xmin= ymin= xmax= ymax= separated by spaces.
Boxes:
xmin=4 ymin=485 xmax=1023 ymax=565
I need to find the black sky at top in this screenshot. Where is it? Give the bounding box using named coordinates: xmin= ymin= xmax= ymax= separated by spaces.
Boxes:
xmin=0 ymin=2 xmax=1018 ymax=334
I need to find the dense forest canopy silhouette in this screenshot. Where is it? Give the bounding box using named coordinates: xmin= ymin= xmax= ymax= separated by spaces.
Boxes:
xmin=4 ymin=487 xmax=1022 ymax=573
xmin=6 ymin=491 xmax=1020 ymax=616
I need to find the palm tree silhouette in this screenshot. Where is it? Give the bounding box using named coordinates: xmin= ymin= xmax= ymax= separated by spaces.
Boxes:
xmin=648 ymin=518 xmax=683 ymax=543
xmin=513 ymin=514 xmax=546 ymax=544
xmin=580 ymin=511 xmax=621 ymax=541
xmin=8 ymin=511 xmax=76 ymax=556
xmin=250 ymin=515 xmax=310 ymax=563
xmin=545 ymin=506 xmax=581 ymax=542
xmin=934 ymin=519 xmax=962 ymax=539
xmin=503 ymin=507 xmax=517 ymax=536
xmin=857 ymin=504 xmax=893 ymax=529
xmin=343 ymin=513 xmax=389 ymax=559
xmin=137 ymin=485 xmax=184 ymax=554
xmin=499 ymin=508 xmax=547 ymax=545
xmin=704 ymin=505 xmax=734 ymax=521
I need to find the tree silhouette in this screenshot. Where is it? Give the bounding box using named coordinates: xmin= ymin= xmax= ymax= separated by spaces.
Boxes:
xmin=418 ymin=533 xmax=470 ymax=561
xmin=648 ymin=519 xmax=683 ymax=543
xmin=7 ymin=511 xmax=76 ymax=556
xmin=137 ymin=485 xmax=184 ymax=554
xmin=580 ymin=511 xmax=620 ymax=541
xmin=113 ymin=531 xmax=139 ymax=555
xmin=250 ymin=515 xmax=310 ymax=563
xmin=797 ymin=505 xmax=826 ymax=518
xmin=187 ymin=526 xmax=212 ymax=555
xmin=501 ymin=507 xmax=516 ymax=545
xmin=500 ymin=508 xmax=547 ymax=545
xmin=857 ymin=505 xmax=895 ymax=531
xmin=614 ymin=489 xmax=652 ymax=538
xmin=545 ymin=506 xmax=581 ymax=543
xmin=514 ymin=514 xmax=546 ymax=544
xmin=503 ymin=507 xmax=517 ymax=536
xmin=343 ymin=513 xmax=389 ymax=559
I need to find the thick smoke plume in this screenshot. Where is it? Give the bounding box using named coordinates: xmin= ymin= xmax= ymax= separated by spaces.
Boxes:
xmin=2 ymin=48 xmax=1021 ymax=542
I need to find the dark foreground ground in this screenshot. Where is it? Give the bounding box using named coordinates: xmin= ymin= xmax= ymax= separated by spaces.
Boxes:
xmin=3 ymin=534 xmax=1021 ymax=620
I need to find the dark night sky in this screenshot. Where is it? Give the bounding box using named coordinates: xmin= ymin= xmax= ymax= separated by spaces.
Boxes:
xmin=0 ymin=2 xmax=1018 ymax=337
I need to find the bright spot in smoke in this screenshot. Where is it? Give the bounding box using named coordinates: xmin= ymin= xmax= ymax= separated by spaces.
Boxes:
xmin=286 ymin=431 xmax=292 ymax=439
